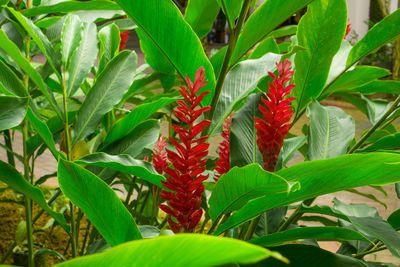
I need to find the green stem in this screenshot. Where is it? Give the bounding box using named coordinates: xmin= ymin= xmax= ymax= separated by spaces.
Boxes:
xmin=124 ymin=175 xmax=136 ymax=206
xmin=277 ymin=198 xmax=315 ymax=232
xmin=244 ymin=216 xmax=261 ymax=241
xmin=205 ymin=0 xmax=252 ymax=128
xmin=151 ymin=186 xmax=160 ymax=225
xmin=354 ymin=239 xmax=383 ymax=259
xmin=80 ymin=221 xmax=91 ymax=255
xmin=3 ymin=130 xmax=15 ymax=167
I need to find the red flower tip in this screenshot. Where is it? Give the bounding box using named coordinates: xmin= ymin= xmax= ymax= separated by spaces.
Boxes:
xmin=214 ymin=113 xmax=234 ymax=181
xmin=152 ymin=135 xmax=168 ymax=174
xmin=159 ymin=67 xmax=210 ymax=233
xmin=119 ymin=31 xmax=130 ymax=51
xmin=345 ymin=19 xmax=351 ymax=39
xmin=255 ymin=59 xmax=295 ymax=172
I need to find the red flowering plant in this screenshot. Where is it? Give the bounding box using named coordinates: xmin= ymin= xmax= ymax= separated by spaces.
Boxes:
xmin=214 ymin=113 xmax=233 ymax=181
xmin=151 ymin=135 xmax=168 ymax=175
xmin=158 ymin=67 xmax=211 ymax=233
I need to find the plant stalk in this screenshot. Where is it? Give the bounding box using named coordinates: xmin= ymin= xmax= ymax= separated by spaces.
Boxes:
xmin=244 ymin=216 xmax=261 ymax=241
xmin=205 ymin=0 xmax=252 ymax=127
xmin=3 ymin=130 xmax=15 ymax=167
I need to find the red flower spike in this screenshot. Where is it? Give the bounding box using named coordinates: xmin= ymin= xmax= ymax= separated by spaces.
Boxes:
xmin=152 ymin=135 xmax=168 ymax=175
xmin=255 ymin=59 xmax=295 ymax=172
xmin=119 ymin=31 xmax=130 ymax=51
xmin=214 ymin=113 xmax=234 ymax=181
xmin=345 ymin=19 xmax=351 ymax=39
xmin=159 ymin=67 xmax=211 ymax=233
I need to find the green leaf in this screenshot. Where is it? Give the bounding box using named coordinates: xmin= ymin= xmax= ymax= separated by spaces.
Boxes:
xmin=209 ymin=164 xmax=293 ymax=222
xmin=216 ymin=0 xmax=243 ymax=29
xmin=21 ymin=0 xmax=122 ymax=17
xmin=215 ymin=153 xmax=400 ymax=235
xmin=55 ymin=234 xmax=285 ymax=267
xmin=210 ymin=45 xmax=227 ymax=79
xmin=26 ymin=107 xmax=60 ymax=159
xmin=293 ymin=0 xmax=347 ymax=112
xmin=61 ymin=14 xmax=83 ymax=68
xmin=363 ymin=97 xmax=390 ymax=125
xmin=72 ymin=50 xmax=137 ymax=144
xmin=230 ymin=93 xmax=263 ymax=167
xmin=351 ymin=80 xmax=400 ymax=95
xmin=267 ymin=25 xmax=298 ymax=39
xmin=0 ymin=30 xmax=62 ymax=119
xmin=66 ymin=22 xmax=98 ymax=96
xmin=276 ymin=136 xmax=307 ymax=170
xmin=358 ymin=133 xmax=400 ymax=152
xmin=307 ymin=101 xmax=355 ymax=160
xmin=322 ymin=66 xmax=390 ymax=97
xmin=325 ymin=40 xmax=352 ymax=86
xmin=58 ymin=159 xmax=142 ymax=246
xmin=230 ymin=0 xmax=313 ymax=66
xmin=98 ymin=24 xmax=120 ymax=75
xmin=388 ymin=209 xmax=400 ymax=230
xmin=0 ymin=96 xmax=28 ymax=131
xmin=249 ymin=226 xmax=370 ymax=247
xmin=347 ymin=8 xmax=400 ymax=67
xmin=185 ymin=0 xmax=220 ymax=38
xmin=0 ymin=160 xmax=69 ymax=232
xmin=249 ymin=38 xmax=280 ymax=59
xmin=253 ymin=244 xmax=367 ymax=267
xmin=0 ymin=59 xmax=27 ymax=97
xmin=116 ymin=0 xmax=215 ymax=105
xmin=209 ymin=53 xmax=281 ymax=137
xmin=75 ymin=152 xmax=165 ymax=188
xmin=104 ymin=97 xmax=176 ymax=145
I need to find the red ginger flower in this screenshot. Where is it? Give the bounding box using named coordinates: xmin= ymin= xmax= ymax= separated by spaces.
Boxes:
xmin=159 ymin=67 xmax=211 ymax=233
xmin=255 ymin=59 xmax=295 ymax=172
xmin=152 ymin=135 xmax=168 ymax=174
xmin=119 ymin=31 xmax=129 ymax=51
xmin=345 ymin=19 xmax=351 ymax=39
xmin=214 ymin=113 xmax=233 ymax=181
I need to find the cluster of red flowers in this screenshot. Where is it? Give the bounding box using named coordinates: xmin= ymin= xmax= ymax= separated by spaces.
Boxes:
xmin=151 ymin=135 xmax=168 ymax=175
xmin=254 ymin=59 xmax=295 ymax=172
xmin=158 ymin=67 xmax=211 ymax=233
xmin=119 ymin=31 xmax=130 ymax=51
xmin=214 ymin=114 xmax=233 ymax=181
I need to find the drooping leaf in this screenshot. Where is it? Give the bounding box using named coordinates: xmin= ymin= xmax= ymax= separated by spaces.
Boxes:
xmin=185 ymin=0 xmax=220 ymax=38
xmin=215 ymin=153 xmax=400 ymax=235
xmin=230 ymin=0 xmax=313 ymax=66
xmin=0 ymin=59 xmax=27 ymax=97
xmin=116 ymin=0 xmax=215 ymax=105
xmin=75 ymin=152 xmax=165 ymax=188
xmin=216 ymin=0 xmax=243 ymax=29
xmin=250 ymin=226 xmax=370 ymax=247
xmin=61 ymin=14 xmax=83 ymax=68
xmin=209 ymin=53 xmax=281 ymax=137
xmin=0 ymin=160 xmax=69 ymax=232
xmin=307 ymin=101 xmax=355 ymax=160
xmin=72 ymin=50 xmax=137 ymax=144
xmin=55 ymin=234 xmax=285 ymax=267
xmin=209 ymin=164 xmax=293 ymax=222
xmin=358 ymin=133 xmax=400 ymax=152
xmin=347 ymin=8 xmax=400 ymax=67
xmin=67 ymin=22 xmax=98 ymax=96
xmin=293 ymin=0 xmax=347 ymax=113
xmin=0 ymin=96 xmax=28 ymax=131
xmin=98 ymin=23 xmax=120 ymax=75
xmin=363 ymin=97 xmax=390 ymax=125
xmin=58 ymin=159 xmax=142 ymax=246
xmin=104 ymin=97 xmax=177 ymax=145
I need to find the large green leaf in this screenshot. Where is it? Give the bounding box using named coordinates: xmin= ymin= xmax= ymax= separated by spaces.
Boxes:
xmin=252 ymin=244 xmax=366 ymax=267
xmin=358 ymin=133 xmax=400 ymax=152
xmin=351 ymin=80 xmax=400 ymax=95
xmin=322 ymin=66 xmax=390 ymax=97
xmin=0 ymin=96 xmax=28 ymax=131
xmin=216 ymin=0 xmax=243 ymax=29
xmin=230 ymin=93 xmax=263 ymax=167
xmin=26 ymin=107 xmax=60 ymax=159
xmin=307 ymin=101 xmax=355 ymax=160
xmin=58 ymin=159 xmax=142 ymax=246
xmin=209 ymin=53 xmax=281 ymax=137
xmin=0 ymin=59 xmax=27 ymax=97
xmin=104 ymin=97 xmax=176 ymax=145
xmin=97 ymin=24 xmax=120 ymax=75
xmin=116 ymin=0 xmax=215 ymax=105
xmin=230 ymin=0 xmax=313 ymax=66
xmin=61 ymin=14 xmax=82 ymax=68
xmin=55 ymin=234 xmax=285 ymax=267
xmin=0 ymin=30 xmax=62 ymax=119
xmin=347 ymin=8 xmax=400 ymax=67
xmin=209 ymin=164 xmax=293 ymax=222
xmin=72 ymin=50 xmax=137 ymax=144
xmin=22 ymin=0 xmax=122 ymax=17
xmin=293 ymin=0 xmax=347 ymax=112
xmin=75 ymin=152 xmax=166 ymax=188
xmin=214 ymin=153 xmax=400 ymax=235
xmin=185 ymin=0 xmax=220 ymax=38
xmin=0 ymin=160 xmax=69 ymax=232
xmin=67 ymin=22 xmax=98 ymax=96
xmin=250 ymin=226 xmax=370 ymax=247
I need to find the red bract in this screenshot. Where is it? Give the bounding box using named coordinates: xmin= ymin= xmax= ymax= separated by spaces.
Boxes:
xmin=214 ymin=113 xmax=233 ymax=181
xmin=152 ymin=135 xmax=168 ymax=174
xmin=119 ymin=31 xmax=129 ymax=51
xmin=345 ymin=19 xmax=352 ymax=39
xmin=255 ymin=59 xmax=295 ymax=172
xmin=159 ymin=67 xmax=211 ymax=233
